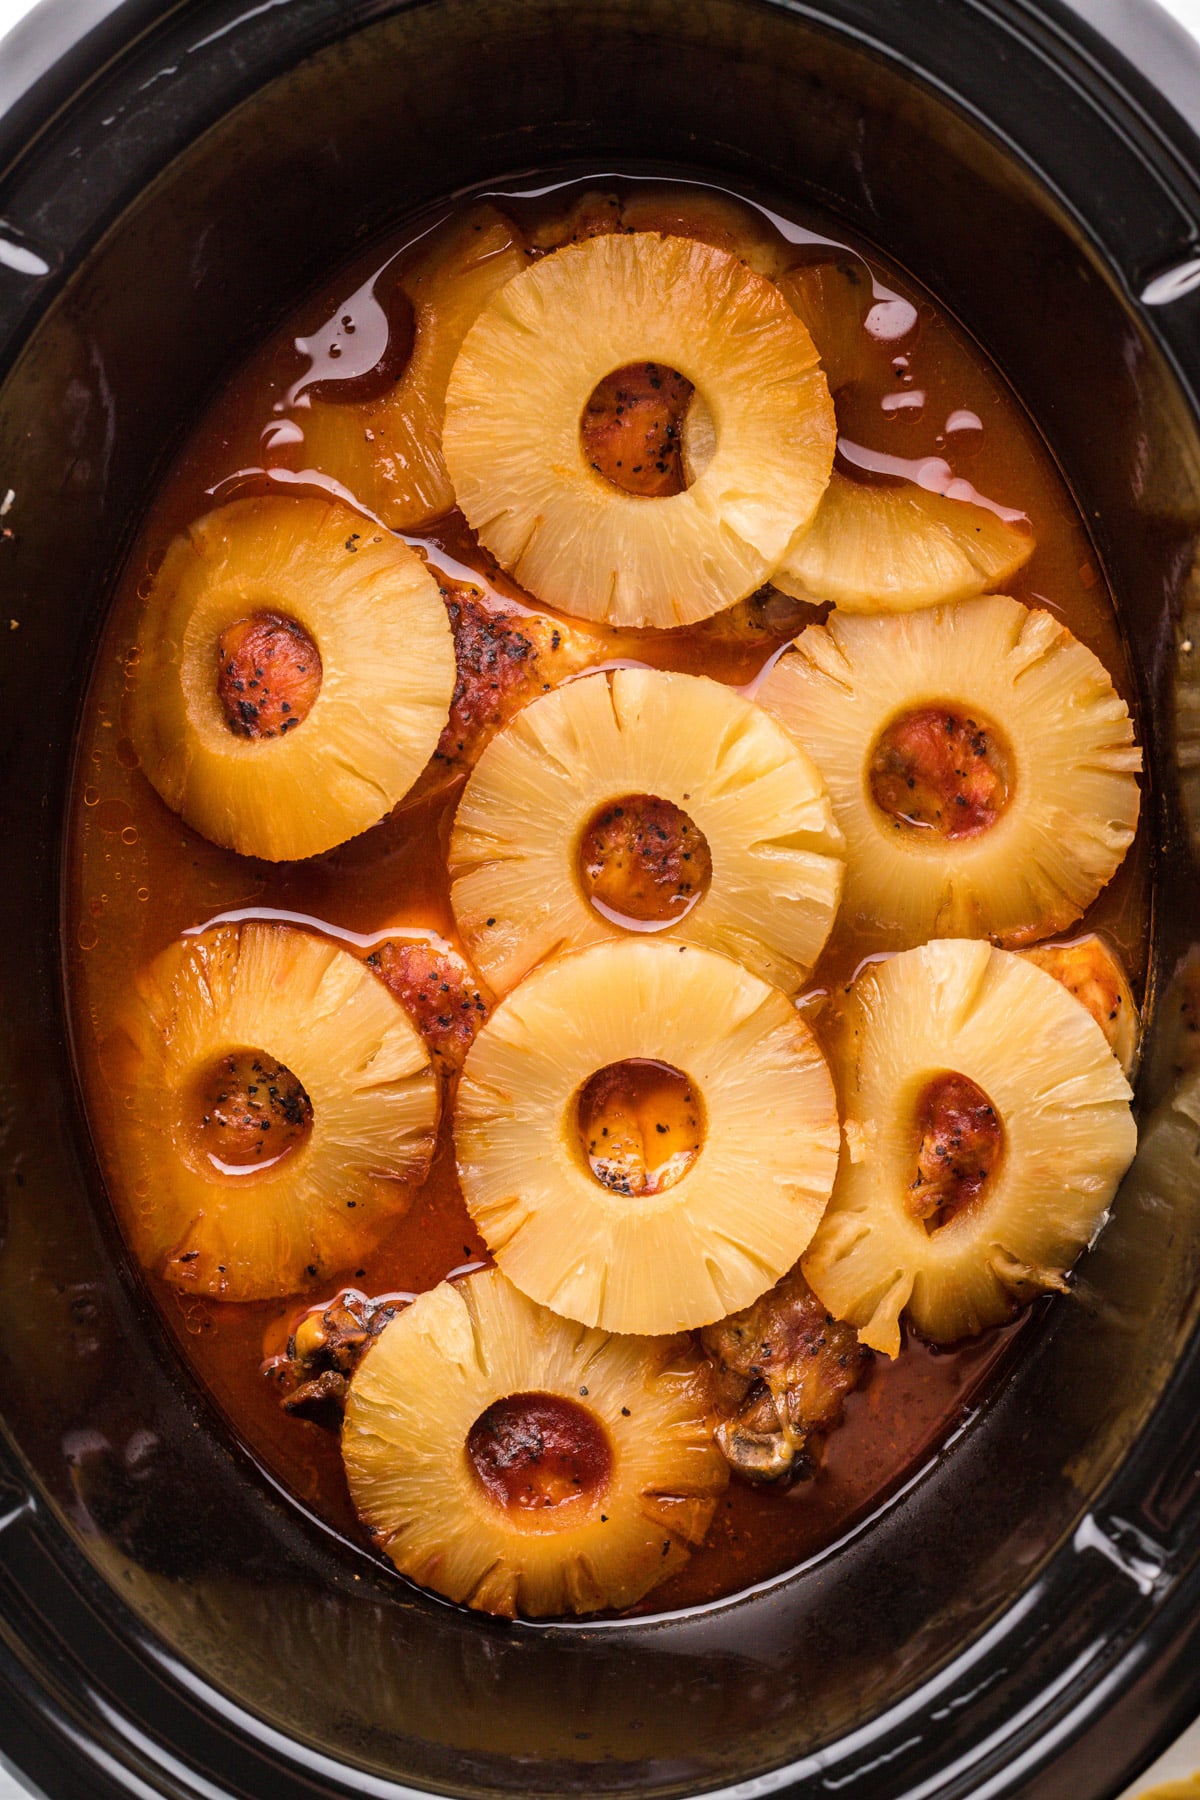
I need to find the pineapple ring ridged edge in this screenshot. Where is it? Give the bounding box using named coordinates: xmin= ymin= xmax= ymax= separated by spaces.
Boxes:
xmin=342 ymin=1268 xmax=727 ymax=1619
xmin=130 ymin=495 xmax=456 ymax=861
xmin=448 ymin=665 xmax=845 ymax=998
xmin=756 ymin=593 xmax=1142 ymax=947
xmin=455 ymin=939 xmax=841 ymax=1335
xmin=441 ymin=232 xmax=836 ymax=628
xmin=802 ymin=938 xmax=1136 ymax=1356
xmin=299 ymin=206 xmax=530 ymax=530
xmin=683 ymin=398 xmax=1032 ymax=614
xmin=110 ymin=922 xmax=438 ymax=1300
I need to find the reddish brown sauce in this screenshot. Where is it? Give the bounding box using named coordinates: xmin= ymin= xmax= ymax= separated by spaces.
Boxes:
xmin=216 ymin=612 xmax=322 ymax=738
xmin=581 ymin=361 xmax=694 ymax=497
xmin=467 ymin=1392 xmax=612 ymax=1513
xmin=907 ymin=1073 xmax=1003 ymax=1230
xmin=578 ymin=792 xmax=712 ymax=926
xmin=870 ymin=707 xmax=1009 ymax=840
xmin=576 ymin=1058 xmax=703 ymax=1196
xmin=66 ymin=174 xmax=1148 ymax=1618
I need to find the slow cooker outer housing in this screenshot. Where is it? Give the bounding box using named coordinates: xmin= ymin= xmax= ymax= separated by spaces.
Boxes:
xmin=1 ymin=1 xmax=1200 ymax=1796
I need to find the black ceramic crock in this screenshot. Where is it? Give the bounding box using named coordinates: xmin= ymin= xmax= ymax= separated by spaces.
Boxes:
xmin=2 ymin=1 xmax=1200 ymax=1796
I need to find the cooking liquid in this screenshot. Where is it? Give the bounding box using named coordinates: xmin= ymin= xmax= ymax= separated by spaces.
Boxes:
xmin=65 ymin=172 xmax=1148 ymax=1616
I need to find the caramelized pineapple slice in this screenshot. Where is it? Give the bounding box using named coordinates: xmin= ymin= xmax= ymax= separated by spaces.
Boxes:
xmin=442 ymin=233 xmax=835 ymax=627
xmin=1019 ymin=934 xmax=1138 ymax=1075
xmin=342 ymin=1267 xmax=727 ymax=1618
xmin=449 ymin=666 xmax=844 ymax=996
xmin=456 ymin=940 xmax=840 ymax=1335
xmin=129 ymin=496 xmax=455 ymax=861
xmin=619 ymin=186 xmax=788 ymax=278
xmin=684 ymin=404 xmax=1032 ymax=612
xmin=803 ymin=940 xmax=1136 ymax=1355
xmin=777 ymin=258 xmax=875 ymax=393
xmin=756 ymin=595 xmax=1141 ymax=946
xmin=297 ymin=207 xmax=529 ymax=527
xmin=774 ymin=473 xmax=1034 ymax=611
xmin=108 ymin=923 xmax=438 ymax=1300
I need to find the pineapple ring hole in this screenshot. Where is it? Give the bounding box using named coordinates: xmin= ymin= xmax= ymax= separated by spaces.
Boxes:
xmin=869 ymin=705 xmax=1011 ymax=840
xmin=906 ymin=1072 xmax=1003 ymax=1233
xmin=577 ymin=793 xmax=713 ymax=928
xmin=575 ymin=1059 xmax=705 ymax=1196
xmin=580 ymin=362 xmax=696 ymax=498
xmin=185 ymin=1049 xmax=314 ymax=1176
xmin=466 ymin=1392 xmax=613 ymax=1515
xmin=216 ymin=612 xmax=323 ymax=739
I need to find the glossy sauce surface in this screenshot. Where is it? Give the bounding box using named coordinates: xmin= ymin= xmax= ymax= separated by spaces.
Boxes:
xmin=65 ymin=172 xmax=1147 ymax=1616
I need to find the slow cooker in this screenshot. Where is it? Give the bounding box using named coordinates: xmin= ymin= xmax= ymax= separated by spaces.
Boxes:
xmin=1 ymin=1 xmax=1199 ymax=1795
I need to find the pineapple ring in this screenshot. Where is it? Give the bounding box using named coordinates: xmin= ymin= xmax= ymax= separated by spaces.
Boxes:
xmin=756 ymin=594 xmax=1141 ymax=946
xmin=456 ymin=939 xmax=841 ymax=1335
xmin=448 ymin=666 xmax=845 ymax=997
xmin=684 ymin=401 xmax=1033 ymax=612
xmin=108 ymin=923 xmax=438 ymax=1300
xmin=802 ymin=939 xmax=1137 ymax=1355
xmin=342 ymin=1267 xmax=727 ymax=1618
xmin=441 ymin=232 xmax=836 ymax=628
xmin=297 ymin=206 xmax=530 ymax=528
xmin=130 ymin=495 xmax=456 ymax=861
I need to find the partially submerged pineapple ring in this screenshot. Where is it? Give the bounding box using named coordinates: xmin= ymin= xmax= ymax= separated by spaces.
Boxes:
xmin=456 ymin=940 xmax=841 ymax=1335
xmin=297 ymin=206 xmax=530 ymax=529
xmin=802 ymin=939 xmax=1137 ymax=1355
xmin=109 ymin=923 xmax=438 ymax=1300
xmin=130 ymin=496 xmax=455 ymax=861
xmin=683 ymin=401 xmax=1033 ymax=612
xmin=449 ymin=667 xmax=845 ymax=997
xmin=442 ymin=232 xmax=836 ymax=627
xmin=756 ymin=594 xmax=1141 ymax=946
xmin=342 ymin=1267 xmax=727 ymax=1618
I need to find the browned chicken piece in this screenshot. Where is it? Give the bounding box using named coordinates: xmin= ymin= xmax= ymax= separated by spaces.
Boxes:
xmin=1019 ymin=934 xmax=1138 ymax=1076
xmin=429 ymin=580 xmax=600 ymax=784
xmin=581 ymin=362 xmax=694 ymax=497
xmin=690 ymin=586 xmax=817 ymax=652
xmin=273 ymin=1289 xmax=405 ymax=1423
xmin=366 ymin=937 xmax=489 ymax=1075
xmin=906 ymin=1073 xmax=1002 ymax=1230
xmin=700 ymin=1264 xmax=871 ymax=1482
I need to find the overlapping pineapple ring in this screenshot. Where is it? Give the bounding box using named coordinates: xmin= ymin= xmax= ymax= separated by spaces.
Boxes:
xmin=441 ymin=231 xmax=836 ymax=628
xmin=342 ymin=1268 xmax=727 ymax=1618
xmin=130 ymin=495 xmax=456 ymax=862
xmin=681 ymin=406 xmax=1034 ymax=613
xmin=803 ymin=939 xmax=1136 ymax=1357
xmin=449 ymin=666 xmax=845 ymax=997
xmin=757 ymin=593 xmax=1142 ymax=946
xmin=110 ymin=923 xmax=438 ymax=1300
xmin=456 ymin=939 xmax=841 ymax=1335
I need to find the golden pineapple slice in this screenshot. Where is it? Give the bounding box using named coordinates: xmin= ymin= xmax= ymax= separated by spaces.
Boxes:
xmin=297 ymin=207 xmax=530 ymax=527
xmin=756 ymin=594 xmax=1141 ymax=946
xmin=778 ymin=258 xmax=875 ymax=393
xmin=683 ymin=403 xmax=1032 ymax=611
xmin=1019 ymin=934 xmax=1138 ymax=1075
xmin=441 ymin=233 xmax=835 ymax=627
xmin=130 ymin=495 xmax=455 ymax=861
xmin=107 ymin=923 xmax=438 ymax=1300
xmin=773 ymin=474 xmax=1034 ymax=611
xmin=449 ymin=666 xmax=843 ymax=996
xmin=802 ymin=939 xmax=1136 ymax=1355
xmin=455 ymin=940 xmax=840 ymax=1334
xmin=342 ymin=1267 xmax=726 ymax=1618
